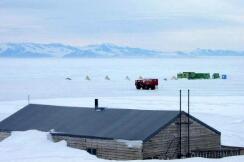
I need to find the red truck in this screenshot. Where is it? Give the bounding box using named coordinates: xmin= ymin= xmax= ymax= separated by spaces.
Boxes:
xmin=135 ymin=79 xmax=158 ymax=90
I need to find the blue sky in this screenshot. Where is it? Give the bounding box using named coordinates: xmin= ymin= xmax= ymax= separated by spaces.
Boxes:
xmin=0 ymin=0 xmax=244 ymax=51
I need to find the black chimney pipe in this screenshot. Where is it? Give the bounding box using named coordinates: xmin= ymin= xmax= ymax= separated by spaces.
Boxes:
xmin=95 ymin=99 xmax=98 ymax=110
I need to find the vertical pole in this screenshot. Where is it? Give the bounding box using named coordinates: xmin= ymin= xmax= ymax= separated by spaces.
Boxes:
xmin=179 ymin=90 xmax=182 ymax=159
xmin=188 ymin=89 xmax=190 ymax=157
xmin=28 ymin=95 xmax=30 ymax=104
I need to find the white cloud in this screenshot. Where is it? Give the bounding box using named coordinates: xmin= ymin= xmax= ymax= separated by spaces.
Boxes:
xmin=0 ymin=0 xmax=244 ymax=50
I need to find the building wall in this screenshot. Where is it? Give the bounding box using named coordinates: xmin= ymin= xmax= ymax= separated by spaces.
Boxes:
xmin=241 ymin=149 xmax=244 ymax=155
xmin=0 ymin=131 xmax=10 ymax=141
xmin=52 ymin=135 xmax=143 ymax=160
xmin=143 ymin=113 xmax=221 ymax=159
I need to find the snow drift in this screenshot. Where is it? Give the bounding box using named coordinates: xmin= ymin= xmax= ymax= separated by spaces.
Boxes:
xmin=0 ymin=130 xmax=243 ymax=162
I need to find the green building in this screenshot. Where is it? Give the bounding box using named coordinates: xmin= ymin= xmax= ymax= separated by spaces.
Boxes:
xmin=177 ymin=72 xmax=210 ymax=80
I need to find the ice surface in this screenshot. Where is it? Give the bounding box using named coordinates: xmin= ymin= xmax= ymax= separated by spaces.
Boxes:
xmin=0 ymin=57 xmax=244 ymax=101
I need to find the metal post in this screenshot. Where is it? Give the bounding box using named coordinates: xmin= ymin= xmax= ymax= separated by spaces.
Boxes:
xmin=188 ymin=89 xmax=190 ymax=157
xmin=179 ymin=90 xmax=182 ymax=159
xmin=28 ymin=95 xmax=30 ymax=104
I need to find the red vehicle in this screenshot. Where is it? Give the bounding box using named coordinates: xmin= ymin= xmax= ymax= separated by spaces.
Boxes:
xmin=135 ymin=79 xmax=158 ymax=90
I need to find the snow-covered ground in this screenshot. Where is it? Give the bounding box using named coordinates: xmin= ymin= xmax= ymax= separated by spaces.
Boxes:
xmin=0 ymin=130 xmax=97 ymax=162
xmin=0 ymin=58 xmax=244 ymax=161
xmin=0 ymin=57 xmax=244 ymax=101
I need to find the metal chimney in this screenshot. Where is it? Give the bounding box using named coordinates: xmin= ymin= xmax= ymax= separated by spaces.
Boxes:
xmin=95 ymin=99 xmax=98 ymax=110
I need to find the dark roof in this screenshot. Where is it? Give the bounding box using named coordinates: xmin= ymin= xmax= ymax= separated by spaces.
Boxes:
xmin=0 ymin=104 xmax=220 ymax=141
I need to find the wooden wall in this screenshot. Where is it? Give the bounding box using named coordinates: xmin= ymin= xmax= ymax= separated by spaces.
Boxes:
xmin=52 ymin=135 xmax=143 ymax=160
xmin=142 ymin=113 xmax=221 ymax=159
xmin=241 ymin=149 xmax=244 ymax=155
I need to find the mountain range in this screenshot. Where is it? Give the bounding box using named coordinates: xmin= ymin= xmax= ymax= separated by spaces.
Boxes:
xmin=0 ymin=43 xmax=243 ymax=58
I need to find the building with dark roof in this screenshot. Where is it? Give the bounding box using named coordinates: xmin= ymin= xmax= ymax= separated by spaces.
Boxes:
xmin=0 ymin=103 xmax=223 ymax=160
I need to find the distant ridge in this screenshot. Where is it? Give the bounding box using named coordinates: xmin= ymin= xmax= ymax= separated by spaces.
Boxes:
xmin=177 ymin=48 xmax=244 ymax=57
xmin=0 ymin=43 xmax=243 ymax=58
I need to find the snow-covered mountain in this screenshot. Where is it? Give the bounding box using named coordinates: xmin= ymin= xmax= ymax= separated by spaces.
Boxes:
xmin=177 ymin=48 xmax=244 ymax=57
xmin=63 ymin=43 xmax=171 ymax=58
xmin=0 ymin=43 xmax=170 ymax=58
xmin=0 ymin=43 xmax=244 ymax=58
xmin=0 ymin=43 xmax=80 ymax=58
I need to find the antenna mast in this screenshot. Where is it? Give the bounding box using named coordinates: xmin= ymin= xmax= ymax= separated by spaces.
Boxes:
xmin=179 ymin=90 xmax=182 ymax=158
xmin=187 ymin=89 xmax=190 ymax=157
xmin=28 ymin=95 xmax=30 ymax=104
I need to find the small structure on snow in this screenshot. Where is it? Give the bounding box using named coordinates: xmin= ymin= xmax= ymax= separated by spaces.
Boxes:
xmin=177 ymin=72 xmax=210 ymax=80
xmin=125 ymin=76 xmax=130 ymax=81
xmin=171 ymin=76 xmax=177 ymax=80
xmin=85 ymin=75 xmax=91 ymax=81
xmin=212 ymin=73 xmax=220 ymax=79
xmin=105 ymin=75 xmax=110 ymax=80
xmin=222 ymin=74 xmax=227 ymax=79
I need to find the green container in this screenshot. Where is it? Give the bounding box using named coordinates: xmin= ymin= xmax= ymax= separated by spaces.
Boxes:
xmin=177 ymin=73 xmax=184 ymax=79
xmin=177 ymin=72 xmax=211 ymax=79
xmin=181 ymin=72 xmax=194 ymax=79
xmin=195 ymin=73 xmax=210 ymax=79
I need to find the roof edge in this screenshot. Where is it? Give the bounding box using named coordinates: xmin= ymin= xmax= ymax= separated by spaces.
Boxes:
xmin=24 ymin=104 xmax=180 ymax=113
xmin=143 ymin=112 xmax=180 ymax=142
xmin=51 ymin=132 xmax=114 ymax=140
xmin=143 ymin=111 xmax=221 ymax=142
xmin=0 ymin=104 xmax=30 ymax=123
xmin=182 ymin=111 xmax=221 ymax=135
